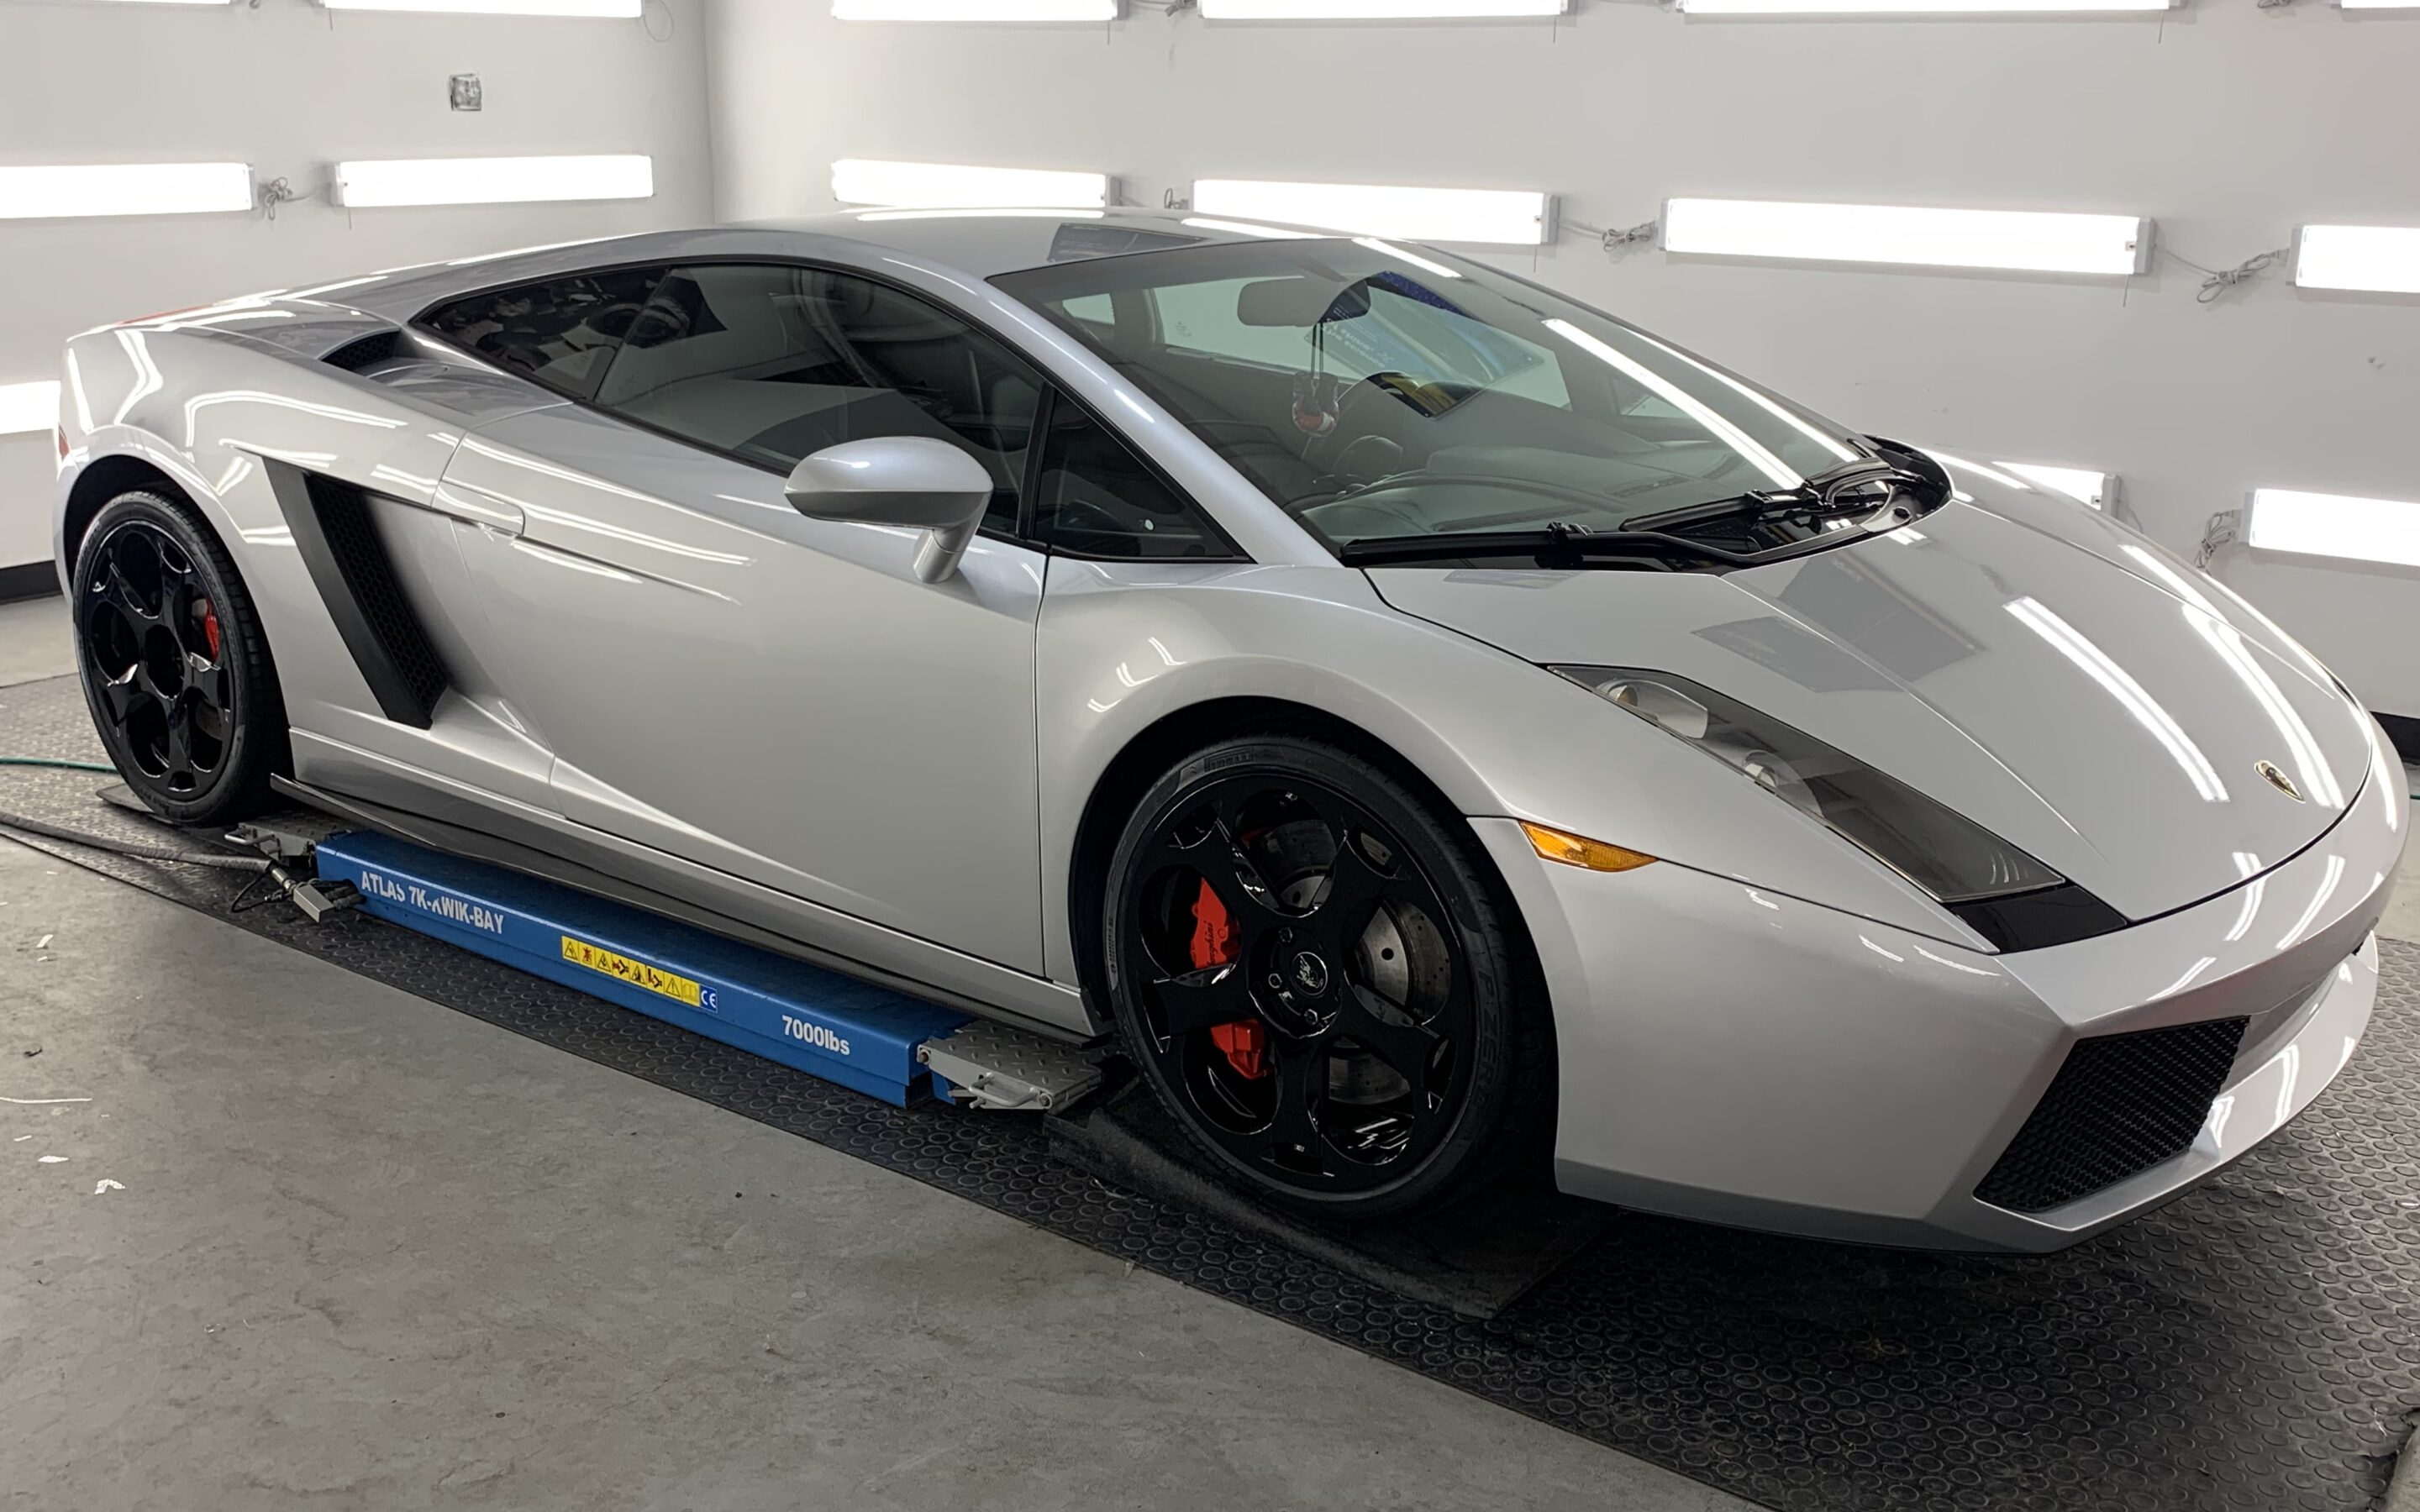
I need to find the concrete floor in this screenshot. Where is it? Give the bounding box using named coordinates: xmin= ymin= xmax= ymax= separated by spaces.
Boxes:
xmin=0 ymin=843 xmax=1740 ymax=1512
xmin=0 ymin=593 xmax=73 ymax=689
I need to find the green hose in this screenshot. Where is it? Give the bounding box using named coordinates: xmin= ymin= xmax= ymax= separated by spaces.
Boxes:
xmin=0 ymin=756 xmax=118 ymax=773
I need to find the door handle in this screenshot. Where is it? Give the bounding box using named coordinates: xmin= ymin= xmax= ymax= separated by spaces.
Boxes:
xmin=429 ymin=478 xmax=525 ymax=536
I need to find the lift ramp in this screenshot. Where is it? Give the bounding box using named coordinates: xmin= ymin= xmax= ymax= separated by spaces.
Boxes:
xmin=313 ymin=830 xmax=1099 ymax=1110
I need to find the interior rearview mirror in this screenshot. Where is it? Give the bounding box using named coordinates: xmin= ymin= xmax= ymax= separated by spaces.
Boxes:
xmin=783 ymin=437 xmax=996 ymax=584
xmin=1236 ymin=276 xmax=1364 ymax=328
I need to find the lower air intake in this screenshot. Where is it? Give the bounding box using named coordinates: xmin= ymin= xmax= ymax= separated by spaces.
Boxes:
xmin=1975 ymin=1016 xmax=2249 ymax=1215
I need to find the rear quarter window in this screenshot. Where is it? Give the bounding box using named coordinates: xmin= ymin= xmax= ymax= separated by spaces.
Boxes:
xmin=418 ymin=268 xmax=662 ymax=399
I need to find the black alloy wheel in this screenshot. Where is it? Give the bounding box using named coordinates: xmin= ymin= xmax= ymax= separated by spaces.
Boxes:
xmin=1103 ymin=736 xmax=1550 ymax=1221
xmin=73 ymin=491 xmax=287 ymax=825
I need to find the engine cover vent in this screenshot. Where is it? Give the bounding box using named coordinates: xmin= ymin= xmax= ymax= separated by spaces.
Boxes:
xmin=321 ymin=329 xmax=406 ymax=373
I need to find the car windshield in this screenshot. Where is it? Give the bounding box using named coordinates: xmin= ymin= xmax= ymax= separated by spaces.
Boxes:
xmin=993 ymin=239 xmax=1868 ymax=554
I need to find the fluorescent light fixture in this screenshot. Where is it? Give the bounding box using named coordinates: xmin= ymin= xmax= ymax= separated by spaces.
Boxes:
xmin=1662 ymin=197 xmax=2151 ymax=276
xmin=0 ymin=381 xmax=60 ymax=437
xmin=833 ymin=0 xmax=1118 ymax=17
xmin=830 ymin=159 xmax=1110 ymax=209
xmin=1681 ymin=0 xmax=2165 ymax=11
xmin=71 ymin=0 xmax=234 ymax=6
xmin=332 ymin=155 xmax=653 ymax=207
xmin=1202 ymin=0 xmax=1563 ymax=15
xmin=0 ymin=163 xmax=252 ymax=220
xmin=854 ymin=207 xmax=1104 ymax=221
xmin=319 ymin=0 xmax=640 ymax=12
xmin=1192 ymin=179 xmax=1551 ymax=245
xmin=1181 ymin=217 xmax=1323 ymax=239
xmin=1999 ymin=462 xmax=2118 ymax=511
xmin=2337 ymin=0 xmax=2420 ymax=8
xmin=2245 ymin=488 xmax=2420 ymax=570
xmin=2292 ymin=224 xmax=2420 ymax=295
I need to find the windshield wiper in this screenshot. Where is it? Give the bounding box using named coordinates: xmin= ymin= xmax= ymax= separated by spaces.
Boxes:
xmin=1335 ymin=522 xmax=1752 ymax=570
xmin=1336 ymin=501 xmax=1941 ymax=569
xmin=1628 ymin=454 xmax=1936 ymax=536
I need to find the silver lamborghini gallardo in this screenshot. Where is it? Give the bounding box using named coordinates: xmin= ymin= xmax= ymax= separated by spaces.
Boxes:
xmin=50 ymin=211 xmax=2402 ymax=1248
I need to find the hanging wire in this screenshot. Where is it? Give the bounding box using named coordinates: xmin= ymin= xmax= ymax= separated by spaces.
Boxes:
xmin=1565 ymin=218 xmax=1661 ymax=260
xmin=2160 ymin=244 xmax=2291 ymax=304
xmin=255 ymin=176 xmax=302 ymax=223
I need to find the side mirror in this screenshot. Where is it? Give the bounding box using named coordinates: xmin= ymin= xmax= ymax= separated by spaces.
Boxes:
xmin=783 ymin=437 xmax=997 ymax=584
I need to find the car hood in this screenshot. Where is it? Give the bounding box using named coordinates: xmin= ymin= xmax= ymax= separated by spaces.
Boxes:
xmin=1368 ymin=498 xmax=2375 ymax=921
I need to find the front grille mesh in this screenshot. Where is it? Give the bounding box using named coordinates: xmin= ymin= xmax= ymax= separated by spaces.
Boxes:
xmin=1976 ymin=1017 xmax=2249 ymax=1214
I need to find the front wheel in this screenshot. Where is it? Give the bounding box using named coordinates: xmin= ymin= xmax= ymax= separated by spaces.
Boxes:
xmin=1102 ymin=735 xmax=1552 ymax=1221
xmin=72 ymin=490 xmax=288 ymax=825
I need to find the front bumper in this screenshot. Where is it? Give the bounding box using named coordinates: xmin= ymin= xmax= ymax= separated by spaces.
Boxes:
xmin=1481 ymin=743 xmax=2404 ymax=1253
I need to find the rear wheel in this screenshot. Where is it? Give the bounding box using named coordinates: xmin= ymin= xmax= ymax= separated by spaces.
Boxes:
xmin=1102 ymin=735 xmax=1550 ymax=1221
xmin=72 ymin=490 xmax=287 ymax=825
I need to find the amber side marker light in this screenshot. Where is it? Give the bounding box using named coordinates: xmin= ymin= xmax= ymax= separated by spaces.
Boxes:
xmin=1520 ymin=822 xmax=1658 ymax=873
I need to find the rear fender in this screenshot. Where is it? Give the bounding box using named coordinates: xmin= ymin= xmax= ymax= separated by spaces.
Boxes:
xmin=55 ymin=323 xmax=502 ymax=738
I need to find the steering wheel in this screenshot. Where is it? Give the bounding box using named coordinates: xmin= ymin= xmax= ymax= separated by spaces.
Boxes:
xmin=1299 ymin=373 xmax=1429 ymax=494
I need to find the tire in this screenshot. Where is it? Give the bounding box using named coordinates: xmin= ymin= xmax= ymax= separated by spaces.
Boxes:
xmin=71 ymin=490 xmax=289 ymax=826
xmin=1102 ymin=733 xmax=1553 ymax=1221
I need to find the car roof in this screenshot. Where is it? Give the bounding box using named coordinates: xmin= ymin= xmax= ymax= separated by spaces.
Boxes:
xmin=299 ymin=208 xmax=1335 ymax=325
xmin=748 ymin=207 xmax=1313 ymax=277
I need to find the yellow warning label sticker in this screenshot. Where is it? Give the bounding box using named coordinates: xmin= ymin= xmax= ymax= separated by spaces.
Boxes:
xmin=560 ymin=935 xmax=707 ymax=1010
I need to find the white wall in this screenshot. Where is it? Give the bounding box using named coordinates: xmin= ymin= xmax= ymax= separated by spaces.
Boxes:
xmin=703 ymin=2 xmax=2420 ymax=714
xmin=0 ymin=0 xmax=714 ymax=572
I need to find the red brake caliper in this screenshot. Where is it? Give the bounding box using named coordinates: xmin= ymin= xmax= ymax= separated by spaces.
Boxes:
xmin=199 ymin=600 xmax=222 ymax=660
xmin=1189 ymin=879 xmax=1269 ymax=1080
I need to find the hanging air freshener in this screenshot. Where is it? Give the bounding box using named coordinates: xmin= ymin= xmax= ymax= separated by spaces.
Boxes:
xmin=1292 ymin=370 xmax=1340 ymax=438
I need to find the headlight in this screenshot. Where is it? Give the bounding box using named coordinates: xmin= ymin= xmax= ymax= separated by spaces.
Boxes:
xmin=1553 ymin=666 xmax=2062 ymax=905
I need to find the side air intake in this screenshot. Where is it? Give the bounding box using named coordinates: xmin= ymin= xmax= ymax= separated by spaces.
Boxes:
xmin=264 ymin=461 xmax=451 ymax=728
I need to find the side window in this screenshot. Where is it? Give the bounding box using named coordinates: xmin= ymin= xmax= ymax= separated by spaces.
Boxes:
xmin=418 ymin=268 xmax=662 ymax=400
xmin=592 ymin=263 xmax=1044 ymax=532
xmin=1035 ymin=398 xmax=1230 ymax=560
xmin=1059 ymin=291 xmax=1115 ymax=332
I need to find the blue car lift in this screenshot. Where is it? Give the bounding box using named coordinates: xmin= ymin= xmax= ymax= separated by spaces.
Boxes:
xmin=312 ymin=830 xmax=1097 ymax=1110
